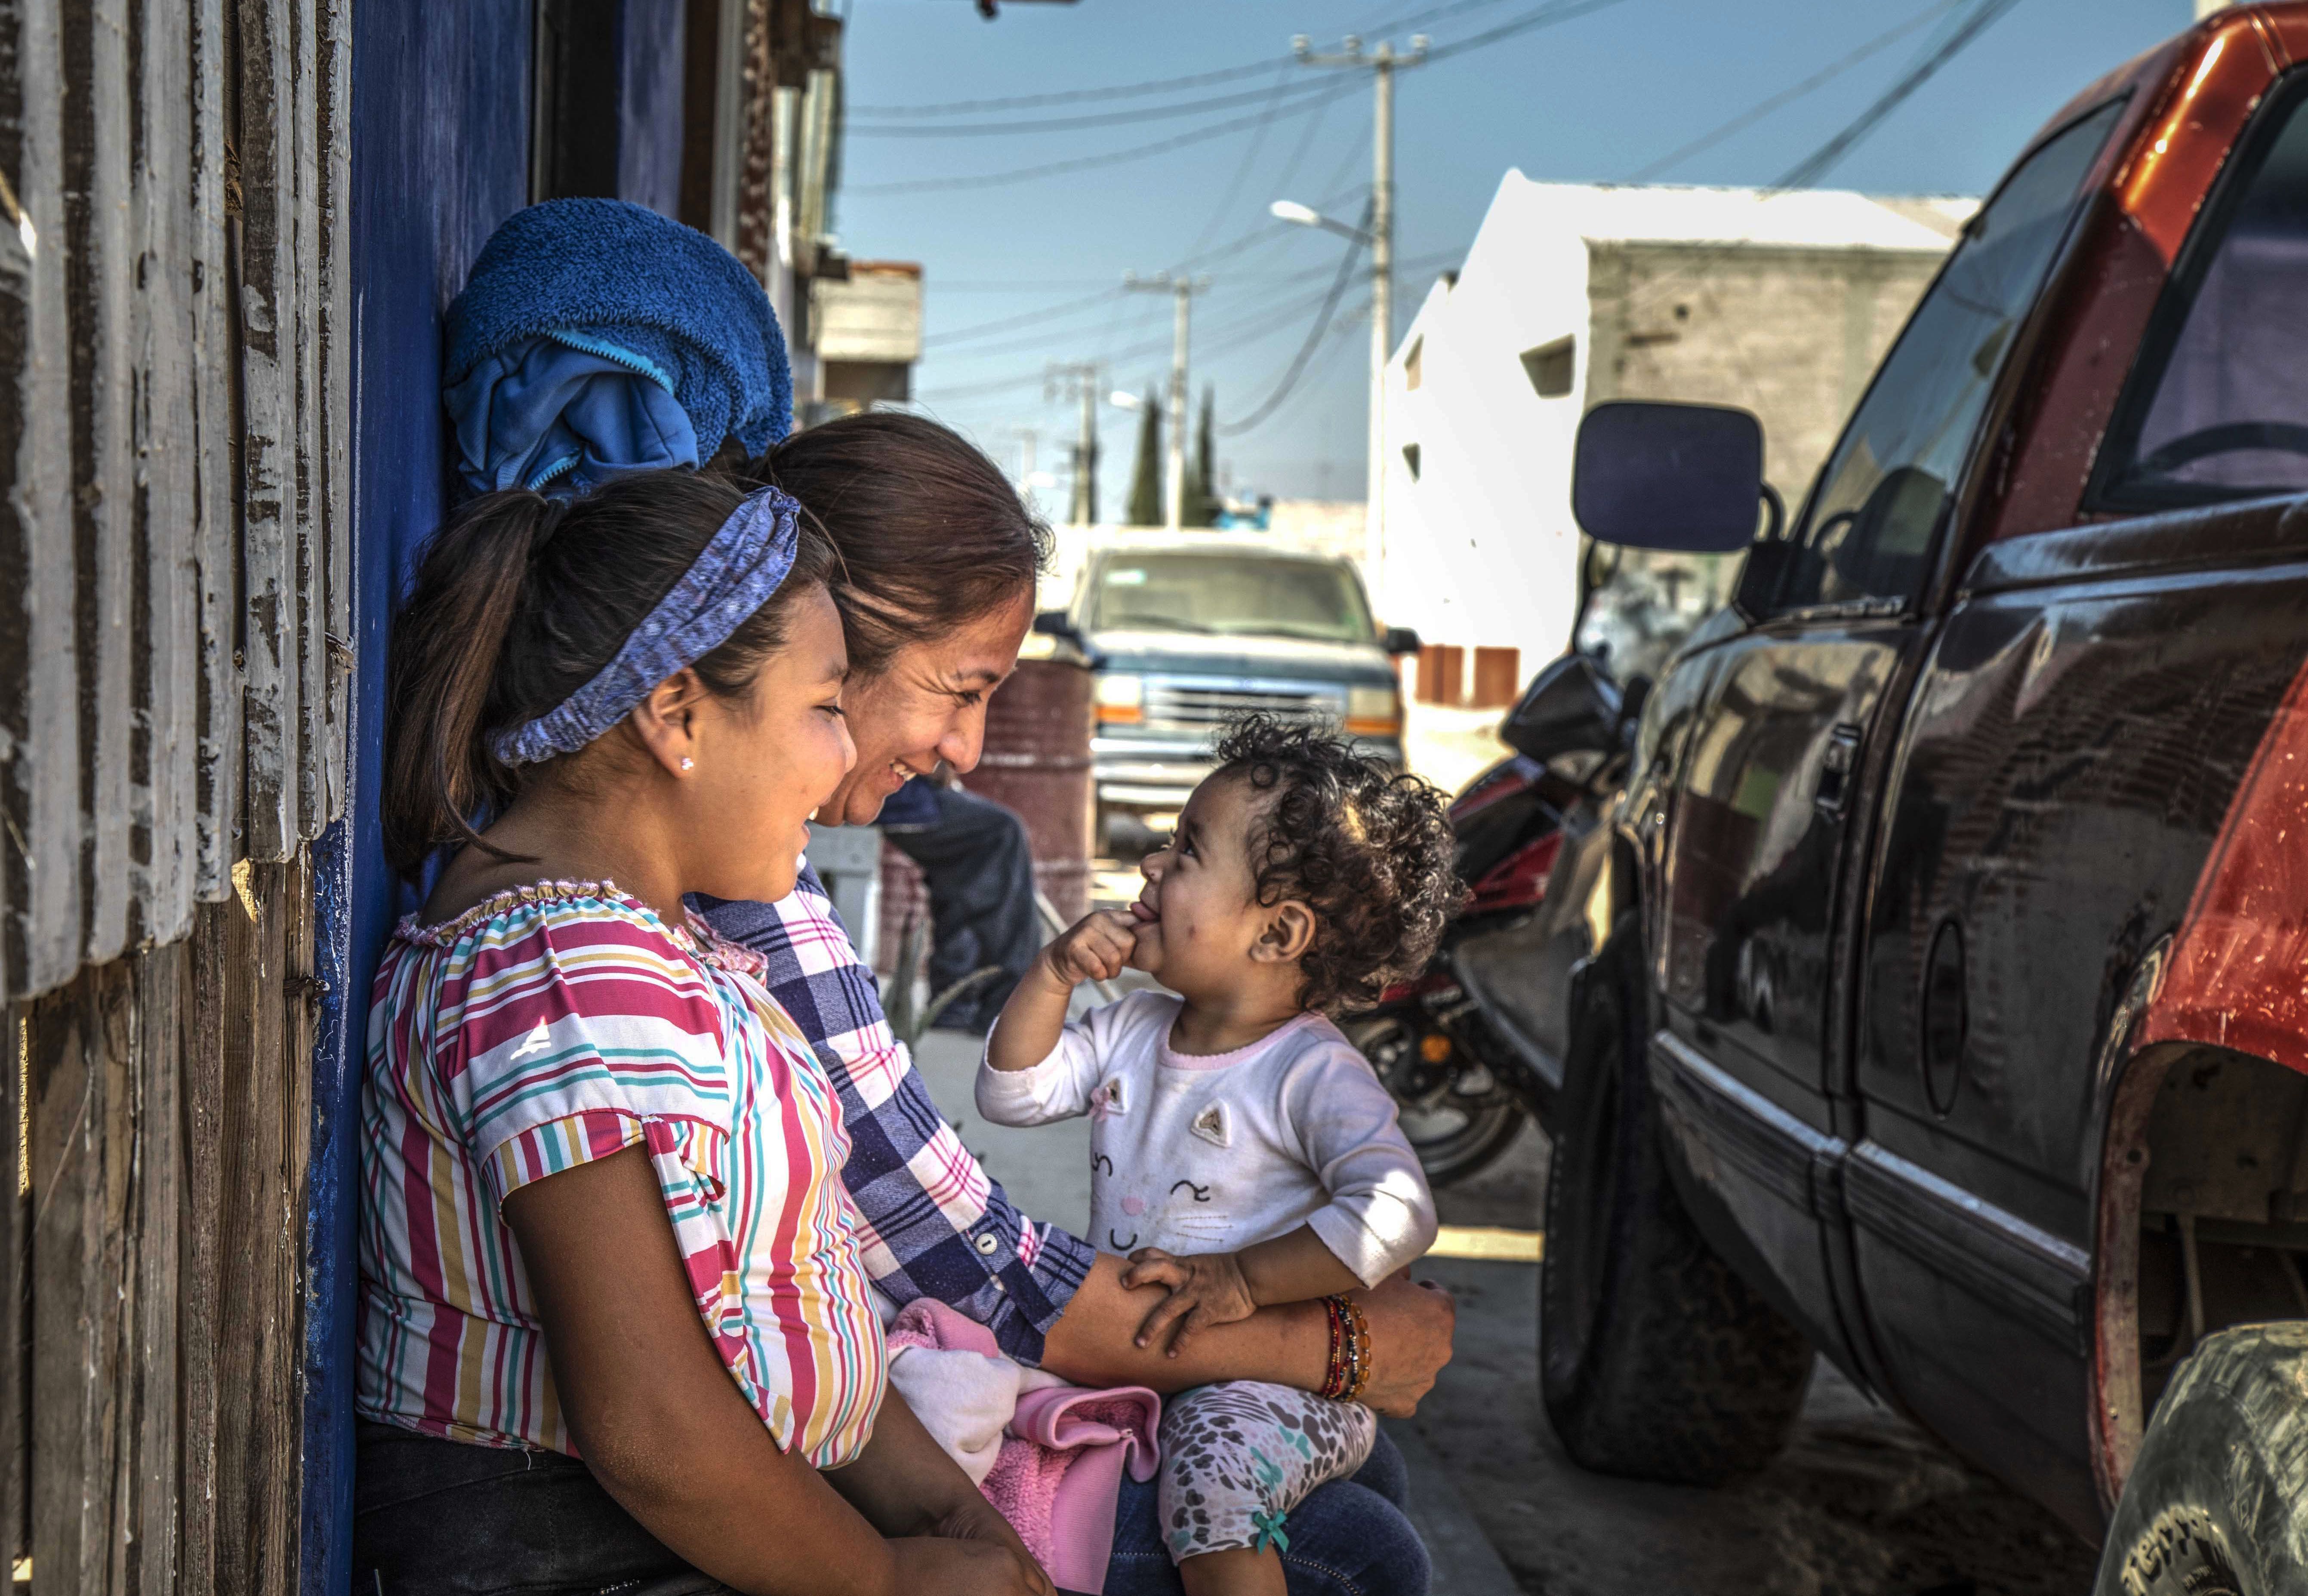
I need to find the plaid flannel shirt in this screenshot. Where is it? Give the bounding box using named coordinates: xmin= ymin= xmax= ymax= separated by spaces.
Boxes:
xmin=693 ymin=868 xmax=1096 ymax=1365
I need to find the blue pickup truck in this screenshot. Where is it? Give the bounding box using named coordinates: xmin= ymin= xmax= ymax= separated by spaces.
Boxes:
xmin=1041 ymin=538 xmax=1420 ymax=855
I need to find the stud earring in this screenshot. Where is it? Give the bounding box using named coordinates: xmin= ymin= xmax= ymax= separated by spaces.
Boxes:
xmin=679 ymin=757 xmax=695 ymax=771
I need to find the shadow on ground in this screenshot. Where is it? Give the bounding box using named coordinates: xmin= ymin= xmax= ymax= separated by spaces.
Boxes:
xmin=1417 ymin=1123 xmax=2101 ymax=1596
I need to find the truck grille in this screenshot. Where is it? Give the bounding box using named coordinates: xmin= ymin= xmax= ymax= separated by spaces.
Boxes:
xmin=1143 ymin=681 xmax=1340 ymax=732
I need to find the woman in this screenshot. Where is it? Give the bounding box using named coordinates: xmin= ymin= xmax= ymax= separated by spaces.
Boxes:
xmin=357 ymin=469 xmax=1050 ymax=1596
xmin=699 ymin=415 xmax=1447 ymax=1596
xmin=423 ymin=200 xmax=1455 ymax=1593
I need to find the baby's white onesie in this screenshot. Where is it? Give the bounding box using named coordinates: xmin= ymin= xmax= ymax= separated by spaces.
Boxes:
xmin=976 ymin=988 xmax=1439 ymax=1564
xmin=974 ymin=988 xmax=1437 ymax=1280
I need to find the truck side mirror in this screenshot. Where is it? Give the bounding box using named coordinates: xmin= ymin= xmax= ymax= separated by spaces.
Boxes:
xmin=1033 ymin=608 xmax=1080 ymax=641
xmin=1572 ymin=401 xmax=1765 ymax=554
xmin=1381 ymin=625 xmax=1421 ymax=656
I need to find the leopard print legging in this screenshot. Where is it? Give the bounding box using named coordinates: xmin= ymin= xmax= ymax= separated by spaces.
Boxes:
xmin=1156 ymin=1380 xmax=1377 ymax=1562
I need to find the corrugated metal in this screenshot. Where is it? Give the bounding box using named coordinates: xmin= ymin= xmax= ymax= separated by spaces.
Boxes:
xmin=0 ymin=0 xmax=349 ymax=1007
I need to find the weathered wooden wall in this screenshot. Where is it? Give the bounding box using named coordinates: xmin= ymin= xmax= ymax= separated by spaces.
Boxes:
xmin=0 ymin=0 xmax=350 ymax=1006
xmin=16 ymin=856 xmax=311 ymax=1591
xmin=0 ymin=0 xmax=348 ymax=1587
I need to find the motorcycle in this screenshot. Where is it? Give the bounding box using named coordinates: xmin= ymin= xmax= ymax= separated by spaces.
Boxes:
xmin=1352 ymin=650 xmax=1648 ymax=1186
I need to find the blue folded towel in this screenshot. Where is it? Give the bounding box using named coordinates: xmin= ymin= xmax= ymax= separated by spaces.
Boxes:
xmin=444 ymin=199 xmax=792 ymax=497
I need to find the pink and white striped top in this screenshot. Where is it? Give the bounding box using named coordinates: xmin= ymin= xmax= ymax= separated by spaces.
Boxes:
xmin=356 ymin=878 xmax=885 ymax=1467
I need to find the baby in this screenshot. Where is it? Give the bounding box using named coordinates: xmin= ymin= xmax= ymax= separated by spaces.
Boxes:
xmin=979 ymin=715 xmax=1462 ymax=1596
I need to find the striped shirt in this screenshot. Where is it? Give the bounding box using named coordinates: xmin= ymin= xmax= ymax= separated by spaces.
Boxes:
xmin=697 ymin=867 xmax=1098 ymax=1364
xmin=357 ymin=879 xmax=885 ymax=1467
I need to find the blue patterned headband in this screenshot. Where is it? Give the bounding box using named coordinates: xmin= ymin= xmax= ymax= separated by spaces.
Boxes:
xmin=488 ymin=484 xmax=804 ymax=767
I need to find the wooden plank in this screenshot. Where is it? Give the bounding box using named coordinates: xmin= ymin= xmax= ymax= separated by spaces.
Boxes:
xmin=236 ymin=0 xmax=299 ymax=863
xmin=211 ymin=853 xmax=302 ymax=1592
xmin=317 ymin=0 xmax=348 ymax=826
xmin=177 ymin=898 xmax=223 ymax=1596
xmin=61 ymin=0 xmax=142 ymax=971
xmin=130 ymin=0 xmax=204 ymax=948
xmin=0 ymin=1008 xmax=28 ymax=1577
xmin=188 ymin=0 xmax=237 ymax=901
xmin=28 ymin=959 xmax=131 ymax=1588
xmin=0 ymin=0 xmax=87 ymax=1001
xmin=124 ymin=944 xmax=183 ymax=1596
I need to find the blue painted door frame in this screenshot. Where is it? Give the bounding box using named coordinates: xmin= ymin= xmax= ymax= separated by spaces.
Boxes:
xmin=306 ymin=3 xmax=693 ymax=1588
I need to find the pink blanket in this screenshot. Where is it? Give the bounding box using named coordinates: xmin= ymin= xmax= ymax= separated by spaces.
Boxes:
xmin=887 ymin=1300 xmax=1160 ymax=1593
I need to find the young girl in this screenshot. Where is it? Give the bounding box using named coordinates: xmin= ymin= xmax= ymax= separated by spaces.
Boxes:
xmin=358 ymin=468 xmax=1049 ymax=1596
xmin=978 ymin=717 xmax=1461 ymax=1596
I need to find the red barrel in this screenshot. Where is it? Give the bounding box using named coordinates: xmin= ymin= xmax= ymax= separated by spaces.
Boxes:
xmin=964 ymin=650 xmax=1089 ymax=922
xmin=965 ymin=656 xmax=1094 ymax=925
xmin=873 ymin=654 xmax=1094 ymax=977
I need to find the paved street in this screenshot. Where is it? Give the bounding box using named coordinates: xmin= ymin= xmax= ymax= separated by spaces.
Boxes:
xmin=914 ymin=1031 xmax=2102 ymax=1596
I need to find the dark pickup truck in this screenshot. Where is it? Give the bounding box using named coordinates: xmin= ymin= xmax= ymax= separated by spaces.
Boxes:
xmin=1519 ymin=9 xmax=2308 ymax=1587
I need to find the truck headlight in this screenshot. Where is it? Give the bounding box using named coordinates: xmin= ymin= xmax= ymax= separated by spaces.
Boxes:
xmin=1346 ymin=684 xmax=1402 ymax=737
xmin=1095 ymin=673 xmax=1144 ymax=725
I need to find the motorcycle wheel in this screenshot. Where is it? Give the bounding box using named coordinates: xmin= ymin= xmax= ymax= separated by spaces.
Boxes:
xmin=1349 ymin=1014 xmax=1528 ymax=1187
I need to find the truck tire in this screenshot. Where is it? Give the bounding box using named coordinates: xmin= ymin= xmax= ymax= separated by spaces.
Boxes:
xmin=1539 ymin=947 xmax=1813 ymax=1483
xmin=2094 ymin=1323 xmax=2308 ymax=1596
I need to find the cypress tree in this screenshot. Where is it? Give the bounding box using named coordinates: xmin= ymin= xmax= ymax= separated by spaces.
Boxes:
xmin=1187 ymin=385 xmax=1219 ymax=527
xmin=1125 ymin=388 xmax=1163 ymax=527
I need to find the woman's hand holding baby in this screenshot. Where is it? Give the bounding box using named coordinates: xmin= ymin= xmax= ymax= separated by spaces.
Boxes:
xmin=1123 ymin=1224 xmax=1363 ymax=1356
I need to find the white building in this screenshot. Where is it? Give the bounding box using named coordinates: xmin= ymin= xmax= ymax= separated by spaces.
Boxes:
xmin=1378 ymin=174 xmax=1973 ymax=704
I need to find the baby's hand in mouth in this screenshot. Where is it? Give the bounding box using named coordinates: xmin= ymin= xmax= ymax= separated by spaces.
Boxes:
xmin=1128 ymin=901 xmax=1159 ymax=924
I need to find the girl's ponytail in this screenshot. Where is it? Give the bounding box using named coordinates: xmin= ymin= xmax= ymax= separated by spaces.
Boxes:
xmin=382 ymin=469 xmax=835 ymax=879
xmin=382 ymin=492 xmax=561 ymax=875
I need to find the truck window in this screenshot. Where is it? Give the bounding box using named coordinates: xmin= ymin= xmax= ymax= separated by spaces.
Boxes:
xmin=1089 ymin=553 xmax=1376 ymax=646
xmin=2097 ymin=76 xmax=2308 ymax=507
xmin=1773 ymin=100 xmax=2124 ymax=612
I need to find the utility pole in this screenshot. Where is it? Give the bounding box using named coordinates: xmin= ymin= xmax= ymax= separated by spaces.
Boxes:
xmin=1045 ymin=362 xmax=1103 ymax=525
xmin=1125 ymin=271 xmax=1211 ymax=534
xmin=1294 ymin=31 xmax=1426 ymax=580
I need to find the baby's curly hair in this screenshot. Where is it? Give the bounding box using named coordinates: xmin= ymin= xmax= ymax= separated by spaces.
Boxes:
xmin=1211 ymin=714 xmax=1464 ymax=1014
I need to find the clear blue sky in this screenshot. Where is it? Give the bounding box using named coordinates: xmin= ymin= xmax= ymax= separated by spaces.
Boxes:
xmin=835 ymin=0 xmax=2194 ymax=508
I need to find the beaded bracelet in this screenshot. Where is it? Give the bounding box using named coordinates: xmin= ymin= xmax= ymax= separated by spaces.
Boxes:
xmin=1340 ymin=1295 xmax=1372 ymax=1403
xmin=1319 ymin=1295 xmax=1353 ymax=1400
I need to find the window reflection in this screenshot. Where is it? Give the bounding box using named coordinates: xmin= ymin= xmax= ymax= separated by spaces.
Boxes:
xmin=1775 ymin=101 xmax=2123 ymax=610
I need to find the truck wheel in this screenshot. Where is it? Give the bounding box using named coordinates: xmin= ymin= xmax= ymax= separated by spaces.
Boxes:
xmin=2094 ymin=1323 xmax=2308 ymax=1596
xmin=1539 ymin=952 xmax=1813 ymax=1483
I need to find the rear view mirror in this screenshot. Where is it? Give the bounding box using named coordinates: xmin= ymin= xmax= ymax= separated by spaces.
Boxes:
xmin=1502 ymin=653 xmax=1624 ymax=765
xmin=1572 ymin=401 xmax=1764 ymax=554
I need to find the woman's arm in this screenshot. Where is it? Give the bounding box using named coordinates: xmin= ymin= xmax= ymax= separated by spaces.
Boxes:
xmin=1036 ymin=1254 xmax=1457 ymax=1415
xmin=506 ymin=1146 xmax=1047 ymax=1596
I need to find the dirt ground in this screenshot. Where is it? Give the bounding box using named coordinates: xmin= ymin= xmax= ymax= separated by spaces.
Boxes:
xmin=1414 ymin=1123 xmax=2103 ymax=1596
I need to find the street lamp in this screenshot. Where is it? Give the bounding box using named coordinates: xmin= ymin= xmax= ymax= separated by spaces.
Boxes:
xmin=1269 ymin=198 xmax=1370 ymax=243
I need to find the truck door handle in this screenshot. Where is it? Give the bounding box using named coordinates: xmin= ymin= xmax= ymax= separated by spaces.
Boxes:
xmin=1815 ymin=724 xmax=1863 ymax=816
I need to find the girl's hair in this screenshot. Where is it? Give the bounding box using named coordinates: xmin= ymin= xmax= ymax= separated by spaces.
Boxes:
xmin=1211 ymin=715 xmax=1466 ymax=1014
xmin=384 ymin=469 xmax=835 ymax=876
xmin=738 ymin=411 xmax=1051 ymax=677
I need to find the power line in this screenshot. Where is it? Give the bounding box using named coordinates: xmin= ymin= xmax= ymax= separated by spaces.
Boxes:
xmin=1182 ymin=63 xmax=1297 ymax=260
xmin=1421 ymin=0 xmax=1635 ymax=65
xmin=847 ymin=0 xmax=1629 ymax=199
xmin=848 ymin=71 xmax=1342 ymax=138
xmin=1625 ymin=0 xmax=1969 ymax=182
xmin=1773 ymin=0 xmax=2025 ymax=191
xmin=847 ymin=77 xmax=1366 ymax=197
xmin=926 ymin=285 xmax=1127 ymax=348
xmin=848 ymin=0 xmax=1520 ymax=118
xmin=1219 ymin=206 xmax=1371 ymax=436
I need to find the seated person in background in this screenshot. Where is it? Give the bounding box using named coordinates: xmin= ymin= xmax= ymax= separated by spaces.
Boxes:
xmin=979 ymin=717 xmax=1463 ymax=1596
xmin=879 ymin=770 xmax=1043 ymax=1035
